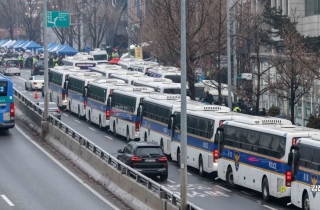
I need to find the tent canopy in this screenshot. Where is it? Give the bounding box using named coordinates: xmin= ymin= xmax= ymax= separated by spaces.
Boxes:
xmin=56 ymin=44 xmax=78 ymax=56
xmin=23 ymin=41 xmax=42 ymax=50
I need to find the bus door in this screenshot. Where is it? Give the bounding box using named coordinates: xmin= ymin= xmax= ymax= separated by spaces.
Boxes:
xmin=288 ymin=145 xmax=300 ymax=203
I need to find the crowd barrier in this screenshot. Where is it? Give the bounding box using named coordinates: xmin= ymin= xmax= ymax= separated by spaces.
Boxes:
xmin=13 ymin=88 xmax=202 ymax=210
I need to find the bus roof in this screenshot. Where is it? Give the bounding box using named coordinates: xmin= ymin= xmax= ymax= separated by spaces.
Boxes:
xmin=134 ymin=77 xmax=172 ymax=83
xmin=90 ymin=78 xmax=126 ymax=85
xmin=88 ymin=82 xmax=128 ymax=90
xmin=52 ymin=66 xmax=81 ymax=71
xmin=175 ymin=104 xmax=231 ymax=113
xmin=92 ymin=64 xmax=122 ymax=70
xmin=297 ymin=137 xmax=320 ymax=146
xmin=113 ymin=86 xmax=155 ymax=97
xmin=110 ymin=70 xmax=144 ymax=76
xmin=68 ymin=72 xmax=102 ymax=80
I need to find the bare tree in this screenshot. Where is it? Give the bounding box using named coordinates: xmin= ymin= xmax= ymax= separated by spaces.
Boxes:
xmin=143 ymin=0 xmax=228 ymax=100
xmin=0 ymin=0 xmax=18 ymax=40
xmin=269 ymin=27 xmax=316 ymax=123
xmin=75 ymin=0 xmax=113 ymax=48
xmin=15 ymin=0 xmax=42 ymax=41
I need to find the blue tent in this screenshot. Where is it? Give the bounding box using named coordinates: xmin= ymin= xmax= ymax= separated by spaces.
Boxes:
xmin=23 ymin=41 xmax=42 ymax=51
xmin=56 ymin=44 xmax=78 ymax=56
xmin=14 ymin=40 xmax=28 ymax=50
xmin=9 ymin=40 xmax=24 ymax=49
xmin=49 ymin=44 xmax=62 ymax=53
xmin=37 ymin=43 xmax=57 ymax=53
xmin=0 ymin=40 xmax=8 ymax=46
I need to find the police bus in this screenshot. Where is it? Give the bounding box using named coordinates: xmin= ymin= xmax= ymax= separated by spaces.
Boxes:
xmin=90 ymin=64 xmax=123 ymax=76
xmin=146 ymin=67 xmax=181 ymax=83
xmin=0 ymin=74 xmax=14 ymax=130
xmin=109 ymin=86 xmax=154 ymax=142
xmin=131 ymin=77 xmax=190 ymax=95
xmin=140 ymin=93 xmax=186 ymax=156
xmin=86 ymin=78 xmax=127 ymax=130
xmin=194 ymin=80 xmax=234 ymax=103
xmin=170 ymin=104 xmax=241 ymax=176
xmin=215 ymin=116 xmax=320 ymax=201
xmin=67 ymin=72 xmax=102 ymax=119
xmin=108 ymin=71 xmax=145 ymax=84
xmin=287 ymin=135 xmax=320 ymax=210
xmin=62 ymin=56 xmax=96 ymax=70
xmin=48 ymin=66 xmax=85 ymax=109
xmin=130 ymin=62 xmax=159 ymax=74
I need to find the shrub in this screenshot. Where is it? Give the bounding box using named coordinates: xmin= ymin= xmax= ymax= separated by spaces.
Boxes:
xmin=306 ymin=114 xmax=320 ymax=129
xmin=267 ymin=106 xmax=280 ymax=117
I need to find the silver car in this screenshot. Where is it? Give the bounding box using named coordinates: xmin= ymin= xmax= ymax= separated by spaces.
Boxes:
xmin=36 ymin=102 xmax=61 ymax=120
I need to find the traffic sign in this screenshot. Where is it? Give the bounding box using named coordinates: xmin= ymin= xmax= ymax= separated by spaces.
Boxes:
xmin=47 ymin=11 xmax=70 ymax=28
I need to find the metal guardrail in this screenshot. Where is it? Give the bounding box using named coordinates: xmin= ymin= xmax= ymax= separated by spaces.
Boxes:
xmin=13 ymin=88 xmax=203 ymax=210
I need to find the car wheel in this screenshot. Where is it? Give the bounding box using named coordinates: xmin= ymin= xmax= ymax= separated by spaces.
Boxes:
xmin=126 ymin=128 xmax=130 ymax=142
xmin=226 ymin=166 xmax=236 ymax=188
xmin=302 ymin=192 xmax=310 ymax=210
xmin=113 ymin=123 xmax=117 ymax=137
xmin=262 ymin=177 xmax=270 ymax=202
xmin=159 ymin=173 xmax=168 ymax=181
xmin=199 ymin=156 xmax=204 ymax=177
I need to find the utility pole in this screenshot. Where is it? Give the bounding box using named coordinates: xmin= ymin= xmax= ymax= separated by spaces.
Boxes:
xmin=180 ymin=0 xmax=187 ymax=209
xmin=80 ymin=0 xmax=84 ymax=51
xmin=227 ymin=0 xmax=232 ymax=110
xmin=43 ymin=0 xmax=49 ymax=121
xmin=127 ymin=0 xmax=130 ymax=58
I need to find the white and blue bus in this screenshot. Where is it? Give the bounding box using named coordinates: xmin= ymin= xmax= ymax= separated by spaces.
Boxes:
xmin=90 ymin=64 xmax=123 ymax=76
xmin=146 ymin=67 xmax=181 ymax=83
xmin=67 ymin=72 xmax=102 ymax=119
xmin=131 ymin=77 xmax=190 ymax=95
xmin=62 ymin=57 xmax=96 ymax=70
xmin=108 ymin=71 xmax=145 ymax=84
xmin=140 ymin=93 xmax=187 ymax=155
xmin=109 ymin=86 xmax=154 ymax=142
xmin=288 ymin=136 xmax=320 ymax=210
xmin=0 ymin=74 xmax=14 ymax=130
xmin=48 ymin=66 xmax=85 ymax=109
xmin=215 ymin=116 xmax=320 ymax=201
xmin=85 ymin=78 xmax=127 ymax=130
xmin=170 ymin=104 xmax=242 ymax=176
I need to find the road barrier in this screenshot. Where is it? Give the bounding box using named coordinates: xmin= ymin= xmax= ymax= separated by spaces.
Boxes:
xmin=13 ymin=88 xmax=202 ymax=210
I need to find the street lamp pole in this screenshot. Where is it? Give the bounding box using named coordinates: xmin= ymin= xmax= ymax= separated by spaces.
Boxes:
xmin=180 ymin=0 xmax=188 ymax=209
xmin=43 ymin=0 xmax=49 ymax=121
xmin=227 ymin=0 xmax=232 ymax=110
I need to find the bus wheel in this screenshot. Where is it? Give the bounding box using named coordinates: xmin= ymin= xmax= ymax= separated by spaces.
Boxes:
xmin=177 ymin=149 xmax=181 ymax=168
xmin=199 ymin=156 xmax=204 ymax=177
xmin=78 ymin=106 xmax=81 ymax=119
xmin=262 ymin=177 xmax=270 ymax=202
xmin=88 ymin=111 xmax=92 ymax=125
xmin=144 ymin=132 xmax=147 ymax=142
xmin=302 ymin=191 xmax=310 ymax=210
xmin=113 ymin=123 xmax=117 ymax=137
xmin=226 ymin=166 xmax=236 ymax=188
xmin=160 ymin=139 xmax=164 ymax=151
xmin=126 ymin=128 xmax=130 ymax=143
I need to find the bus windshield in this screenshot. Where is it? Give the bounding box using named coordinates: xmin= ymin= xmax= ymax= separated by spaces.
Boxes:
xmin=93 ymin=54 xmax=107 ymax=60
xmin=164 ymin=75 xmax=181 ymax=83
xmin=163 ymin=88 xmax=191 ymax=96
xmin=0 ymin=81 xmax=7 ymax=96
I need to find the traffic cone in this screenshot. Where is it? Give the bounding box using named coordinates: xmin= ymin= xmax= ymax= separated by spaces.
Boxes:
xmin=34 ymin=90 xmax=39 ymax=99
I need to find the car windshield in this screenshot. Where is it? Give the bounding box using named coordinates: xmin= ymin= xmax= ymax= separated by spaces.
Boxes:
xmin=34 ymin=76 xmax=44 ymax=80
xmin=136 ymin=147 xmax=164 ymax=156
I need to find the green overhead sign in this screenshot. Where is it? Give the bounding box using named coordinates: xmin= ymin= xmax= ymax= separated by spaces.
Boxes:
xmin=47 ymin=11 xmax=70 ymax=28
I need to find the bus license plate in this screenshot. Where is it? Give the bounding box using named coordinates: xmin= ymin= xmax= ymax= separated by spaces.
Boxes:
xmin=145 ymin=159 xmax=155 ymax=162
xmin=3 ymin=112 xmax=10 ymax=121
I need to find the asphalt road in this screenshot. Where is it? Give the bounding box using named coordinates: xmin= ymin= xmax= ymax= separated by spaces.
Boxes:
xmin=10 ymin=69 xmax=299 ymax=210
xmin=0 ymin=126 xmax=126 ymax=210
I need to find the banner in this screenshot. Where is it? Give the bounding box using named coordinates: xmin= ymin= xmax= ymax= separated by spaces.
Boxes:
xmin=134 ymin=47 xmax=143 ymax=59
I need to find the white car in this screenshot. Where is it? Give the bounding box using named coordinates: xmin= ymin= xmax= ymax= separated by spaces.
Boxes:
xmin=25 ymin=75 xmax=44 ymax=91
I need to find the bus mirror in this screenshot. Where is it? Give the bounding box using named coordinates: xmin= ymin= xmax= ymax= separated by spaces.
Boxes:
xmin=168 ymin=114 xmax=175 ymax=129
xmin=107 ymin=97 xmax=111 ymax=106
xmin=288 ymin=153 xmax=293 ymax=165
xmin=137 ymin=103 xmax=143 ymax=116
xmin=214 ymin=133 xmax=219 ymax=143
xmin=83 ymin=86 xmax=87 ymax=97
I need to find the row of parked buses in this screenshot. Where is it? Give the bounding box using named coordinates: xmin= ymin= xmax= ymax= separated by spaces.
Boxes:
xmin=48 ymin=65 xmax=319 ymax=210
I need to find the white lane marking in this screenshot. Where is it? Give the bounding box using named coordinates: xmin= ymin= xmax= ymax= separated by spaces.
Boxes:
xmin=177 ymin=169 xmax=192 ymax=176
xmin=105 ymin=136 xmax=113 ymax=140
xmin=63 ymin=114 xmax=68 ymax=117
xmin=88 ymin=127 xmax=95 ymax=131
xmin=29 ymin=93 xmax=33 ymax=96
xmin=263 ymin=205 xmax=277 ymax=210
xmin=241 ymin=191 xmax=254 ymax=195
xmin=13 ymin=76 xmax=27 ymax=82
xmin=74 ymin=120 xmax=81 ymax=123
xmin=1 ymin=195 xmax=14 ymax=206
xmin=215 ymin=185 xmax=231 ymax=192
xmin=18 ymin=86 xmax=21 ymax=88
xmin=167 ymin=179 xmax=175 ymax=184
xmin=15 ymin=125 xmax=121 ymax=210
